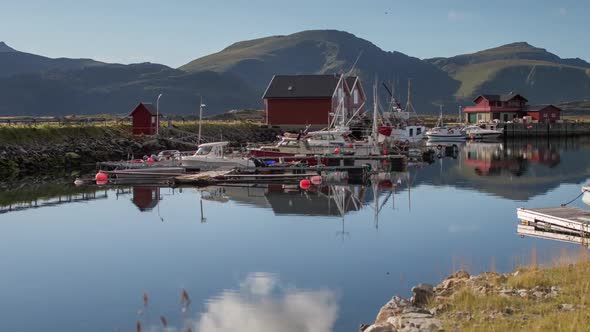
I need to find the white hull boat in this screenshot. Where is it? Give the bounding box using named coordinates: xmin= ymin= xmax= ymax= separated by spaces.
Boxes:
xmin=181 ymin=141 xmax=255 ymax=170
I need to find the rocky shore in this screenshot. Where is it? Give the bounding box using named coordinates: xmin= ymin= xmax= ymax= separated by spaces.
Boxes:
xmin=360 ymin=263 xmax=585 ymax=332
xmin=0 ymin=123 xmax=281 ymax=178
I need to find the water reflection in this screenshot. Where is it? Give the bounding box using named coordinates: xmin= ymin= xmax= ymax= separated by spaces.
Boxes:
xmin=141 ymin=273 xmax=338 ymax=332
xmin=132 ymin=186 xmax=161 ymax=212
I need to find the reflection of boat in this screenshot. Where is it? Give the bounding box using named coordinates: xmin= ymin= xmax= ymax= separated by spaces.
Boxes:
xmin=182 ymin=141 xmax=255 ymax=170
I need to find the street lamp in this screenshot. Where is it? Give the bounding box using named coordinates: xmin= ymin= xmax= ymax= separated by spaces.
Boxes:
xmin=156 ymin=93 xmax=163 ymax=135
xmin=198 ymin=96 xmax=206 ymax=144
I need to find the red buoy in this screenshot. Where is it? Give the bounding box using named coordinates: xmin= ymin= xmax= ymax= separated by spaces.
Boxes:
xmin=334 ymin=148 xmax=340 ymax=154
xmin=299 ymin=179 xmax=311 ymax=189
xmin=96 ymin=179 xmax=108 ymax=186
xmin=95 ymin=172 xmax=108 ymax=182
xmin=147 ymin=157 xmax=154 ymax=163
xmin=310 ymin=175 xmax=323 ymax=185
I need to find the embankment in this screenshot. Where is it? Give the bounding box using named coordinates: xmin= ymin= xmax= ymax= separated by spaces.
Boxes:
xmin=0 ymin=122 xmax=281 ymax=178
xmin=362 ymin=257 xmax=590 ymax=331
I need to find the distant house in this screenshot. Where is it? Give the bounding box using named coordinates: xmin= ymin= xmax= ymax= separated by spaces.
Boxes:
xmin=463 ymin=93 xmax=561 ymax=124
xmin=129 ymin=102 xmax=160 ymax=135
xmin=262 ymin=74 xmax=366 ymax=127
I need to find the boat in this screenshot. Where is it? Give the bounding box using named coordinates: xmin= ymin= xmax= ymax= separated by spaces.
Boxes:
xmin=379 ymin=80 xmax=427 ymax=143
xmin=463 ymin=123 xmax=504 ymax=140
xmin=248 ymin=128 xmax=374 ymax=159
xmin=181 ymin=141 xmax=256 ymax=170
xmin=107 ymin=167 xmax=186 ymax=179
xmin=425 ymin=106 xmax=465 ymax=142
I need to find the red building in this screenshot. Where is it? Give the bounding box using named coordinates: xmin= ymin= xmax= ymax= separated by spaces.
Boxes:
xmin=263 ymin=74 xmax=365 ymax=127
xmin=463 ymin=93 xmax=561 ymax=124
xmin=129 ymin=102 xmax=160 ymax=135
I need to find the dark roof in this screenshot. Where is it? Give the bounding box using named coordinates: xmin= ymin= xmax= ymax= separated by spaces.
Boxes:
xmin=263 ymin=75 xmax=342 ymax=99
xmin=475 ymin=93 xmax=528 ymax=103
xmin=527 ymin=104 xmax=561 ymax=112
xmin=129 ymin=102 xmax=161 ymax=116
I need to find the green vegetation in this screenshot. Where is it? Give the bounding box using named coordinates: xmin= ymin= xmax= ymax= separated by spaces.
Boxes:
xmin=437 ymin=254 xmax=590 ymax=331
xmin=427 ymin=42 xmax=590 ymax=104
xmin=0 ymin=124 xmax=130 ymax=145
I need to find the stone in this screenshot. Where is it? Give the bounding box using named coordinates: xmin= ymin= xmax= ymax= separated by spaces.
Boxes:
xmin=375 ymin=296 xmax=411 ymax=324
xmin=359 ymin=323 xmax=370 ymax=331
xmin=363 ymin=324 xmax=397 ymax=332
xmin=558 ymin=303 xmax=575 ymax=311
xmin=449 ymin=270 xmax=470 ymax=279
xmin=411 ymin=283 xmax=434 ymax=307
xmin=388 ymin=312 xmax=443 ymax=332
xmin=533 ymin=291 xmax=545 ymax=299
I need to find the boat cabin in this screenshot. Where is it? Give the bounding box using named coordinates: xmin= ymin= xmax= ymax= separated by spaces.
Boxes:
xmin=193 ymin=141 xmax=230 ymax=158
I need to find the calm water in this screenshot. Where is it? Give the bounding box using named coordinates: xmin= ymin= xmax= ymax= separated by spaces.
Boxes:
xmin=1 ymin=138 xmax=589 ymax=332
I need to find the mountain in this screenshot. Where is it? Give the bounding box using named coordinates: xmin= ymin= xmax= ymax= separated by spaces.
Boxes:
xmin=0 ymin=62 xmax=260 ymax=116
xmin=427 ymin=42 xmax=590 ymax=103
xmin=0 ymin=42 xmax=16 ymax=53
xmin=0 ymin=42 xmax=106 ymax=79
xmin=180 ymin=30 xmax=460 ymax=113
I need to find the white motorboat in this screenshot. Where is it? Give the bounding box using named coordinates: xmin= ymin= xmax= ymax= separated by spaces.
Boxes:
xmin=181 ymin=141 xmax=255 ymax=170
xmin=425 ymin=106 xmax=465 ymax=142
xmin=463 ymin=124 xmax=503 ymax=140
xmin=379 ymin=80 xmax=427 ymax=143
xmin=425 ymin=126 xmax=465 ymax=141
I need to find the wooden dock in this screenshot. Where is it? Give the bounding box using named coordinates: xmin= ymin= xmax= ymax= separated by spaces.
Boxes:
xmin=517 ymin=206 xmax=590 ymax=235
xmin=517 ymin=224 xmax=590 ymax=248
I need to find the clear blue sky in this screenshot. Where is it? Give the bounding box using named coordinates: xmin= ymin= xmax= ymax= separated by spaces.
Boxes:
xmin=0 ymin=0 xmax=587 ymax=68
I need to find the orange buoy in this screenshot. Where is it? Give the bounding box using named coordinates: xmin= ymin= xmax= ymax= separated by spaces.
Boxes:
xmin=299 ymin=179 xmax=311 ymax=189
xmin=310 ymin=175 xmax=322 ymax=185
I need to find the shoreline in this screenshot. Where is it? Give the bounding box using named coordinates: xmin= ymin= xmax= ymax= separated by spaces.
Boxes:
xmin=362 ymin=258 xmax=590 ymax=331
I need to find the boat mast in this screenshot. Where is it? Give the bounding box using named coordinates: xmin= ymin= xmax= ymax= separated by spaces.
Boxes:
xmin=198 ymin=96 xmax=204 ymax=144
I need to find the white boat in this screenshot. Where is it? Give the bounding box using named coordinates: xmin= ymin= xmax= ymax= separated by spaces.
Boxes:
xmin=379 ymin=80 xmax=427 ymax=143
xmin=425 ymin=126 xmax=465 ymax=141
xmin=181 ymin=141 xmax=255 ymax=170
xmin=425 ymin=106 xmax=465 ymax=142
xmin=463 ymin=124 xmax=504 ymax=140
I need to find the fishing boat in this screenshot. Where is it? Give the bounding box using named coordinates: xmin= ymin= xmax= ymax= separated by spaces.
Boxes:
xmin=379 ymin=80 xmax=427 ymax=143
xmin=425 ymin=106 xmax=465 ymax=142
xmin=181 ymin=141 xmax=256 ymax=170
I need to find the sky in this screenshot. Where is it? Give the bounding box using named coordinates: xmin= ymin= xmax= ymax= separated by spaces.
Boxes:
xmin=0 ymin=0 xmax=588 ymax=68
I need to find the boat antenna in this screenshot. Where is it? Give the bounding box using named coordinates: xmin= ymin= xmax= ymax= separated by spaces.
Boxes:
xmin=346 ymin=50 xmax=364 ymax=76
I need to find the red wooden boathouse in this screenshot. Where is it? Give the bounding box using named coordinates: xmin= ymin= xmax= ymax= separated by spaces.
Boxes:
xmin=129 ymin=103 xmax=160 ymax=135
xmin=263 ymin=74 xmax=365 ymax=128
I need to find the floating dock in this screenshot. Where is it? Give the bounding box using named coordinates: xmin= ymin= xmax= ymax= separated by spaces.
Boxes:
xmin=517 ymin=207 xmax=590 ymax=234
xmin=517 ymin=224 xmax=590 ymax=248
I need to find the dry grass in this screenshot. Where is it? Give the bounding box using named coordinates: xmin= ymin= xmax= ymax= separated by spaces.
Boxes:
xmin=438 ymin=252 xmax=590 ymax=331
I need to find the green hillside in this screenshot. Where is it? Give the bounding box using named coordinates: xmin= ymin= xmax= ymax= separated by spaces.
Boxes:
xmin=0 ymin=42 xmax=105 ymax=78
xmin=180 ymin=30 xmax=460 ymax=113
xmin=427 ymin=42 xmax=590 ymax=103
xmin=0 ymin=64 xmax=260 ymax=116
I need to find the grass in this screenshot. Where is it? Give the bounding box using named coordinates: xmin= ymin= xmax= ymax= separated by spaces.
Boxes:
xmin=437 ymin=252 xmax=590 ymax=331
xmin=0 ymin=123 xmax=130 ymax=145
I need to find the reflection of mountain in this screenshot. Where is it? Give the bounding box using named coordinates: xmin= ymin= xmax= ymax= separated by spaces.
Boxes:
xmin=413 ymin=138 xmax=590 ymax=200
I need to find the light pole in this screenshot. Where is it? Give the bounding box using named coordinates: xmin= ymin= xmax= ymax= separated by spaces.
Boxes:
xmin=156 ymin=93 xmax=163 ymax=135
xmin=198 ymin=96 xmax=206 ymax=144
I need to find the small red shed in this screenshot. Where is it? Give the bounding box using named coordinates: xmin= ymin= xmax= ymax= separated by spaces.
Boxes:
xmin=526 ymin=104 xmax=561 ymax=123
xmin=129 ymin=103 xmax=160 ymax=135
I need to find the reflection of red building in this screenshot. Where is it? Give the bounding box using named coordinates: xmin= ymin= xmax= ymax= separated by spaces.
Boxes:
xmin=132 ymin=187 xmax=160 ymax=211
xmin=464 ymin=143 xmax=560 ymax=176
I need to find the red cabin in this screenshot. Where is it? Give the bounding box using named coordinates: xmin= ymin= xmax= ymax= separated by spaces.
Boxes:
xmin=463 ymin=93 xmax=561 ymax=124
xmin=263 ymin=74 xmax=365 ymax=128
xmin=129 ymin=102 xmax=160 ymax=135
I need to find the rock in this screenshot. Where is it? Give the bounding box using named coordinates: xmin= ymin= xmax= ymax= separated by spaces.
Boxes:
xmin=363 ymin=324 xmax=397 ymax=332
xmin=388 ymin=312 xmax=443 ymax=332
xmin=558 ymin=303 xmax=575 ymax=311
xmin=449 ymin=270 xmax=470 ymax=279
xmin=533 ymin=291 xmax=545 ymax=299
xmin=411 ymin=283 xmax=434 ymax=307
xmin=375 ymin=296 xmax=411 ymax=324
xmin=359 ymin=323 xmax=370 ymax=331
xmin=503 ymin=307 xmax=515 ymax=315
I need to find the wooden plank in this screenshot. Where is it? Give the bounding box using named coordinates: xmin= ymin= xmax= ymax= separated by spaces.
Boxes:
xmin=517 ymin=207 xmax=590 ymax=233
